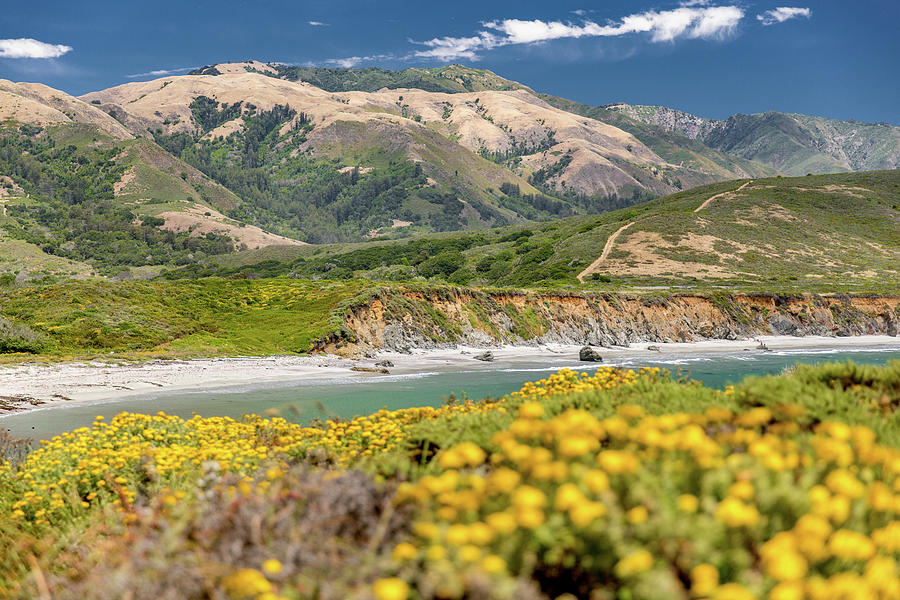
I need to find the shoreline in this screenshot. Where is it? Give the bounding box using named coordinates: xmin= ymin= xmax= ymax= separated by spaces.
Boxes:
xmin=1 ymin=334 xmax=898 ymax=416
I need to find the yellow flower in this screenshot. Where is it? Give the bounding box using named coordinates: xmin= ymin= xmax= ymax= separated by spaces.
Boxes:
xmin=727 ymin=480 xmax=754 ymax=500
xmin=765 ymin=551 xmax=807 ymax=581
xmin=825 ymin=469 xmax=865 ymax=499
xmin=716 ymin=497 xmax=760 ymax=528
xmin=555 ymin=483 xmax=585 ymax=511
xmin=677 ymin=494 xmax=700 ymax=513
xmin=769 ymin=582 xmax=804 ymax=600
xmin=582 ymin=469 xmax=609 ymax=494
xmin=261 ymin=558 xmax=282 ymax=576
xmin=487 ymin=468 xmax=521 ymax=494
xmin=373 ymin=578 xmax=409 ymax=600
xmin=445 ymin=524 xmax=470 ymax=546
xmin=518 ymin=402 xmax=545 ymax=419
xmin=222 ymin=569 xmax=272 ymax=599
xmin=828 ymin=529 xmax=876 ymax=561
xmin=481 ymin=554 xmax=506 ymax=574
xmin=512 ymin=486 xmax=547 ymax=509
xmin=569 ymin=501 xmax=606 ymax=527
xmin=690 ymin=563 xmax=719 ymax=596
xmin=615 ymin=550 xmax=654 ymax=577
xmin=392 ymin=543 xmax=417 ymax=561
xmin=515 ymin=507 xmax=545 ymax=529
xmin=597 ymin=450 xmax=640 ymax=475
xmin=557 ymin=435 xmax=597 ymax=458
xmin=486 ymin=511 xmax=518 ymax=534
xmin=626 ymin=506 xmax=649 ymax=525
xmin=459 ymin=544 xmax=482 ymax=563
xmin=461 ymin=521 xmax=491 ymax=546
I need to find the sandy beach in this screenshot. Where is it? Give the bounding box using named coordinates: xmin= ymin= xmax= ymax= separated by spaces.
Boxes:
xmin=1 ymin=334 xmax=898 ymax=414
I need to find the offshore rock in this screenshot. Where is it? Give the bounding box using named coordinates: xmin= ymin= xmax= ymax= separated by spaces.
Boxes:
xmin=579 ymin=346 xmax=603 ymax=362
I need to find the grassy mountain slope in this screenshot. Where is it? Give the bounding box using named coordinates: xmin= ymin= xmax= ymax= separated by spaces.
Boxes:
xmin=193 ymin=170 xmax=900 ymax=292
xmin=608 ymin=104 xmax=900 ymax=176
xmin=0 ymin=81 xmax=303 ymax=280
xmin=81 ymin=66 xmax=793 ymax=242
xmin=267 ymin=63 xmax=531 ymax=94
xmin=540 ymin=94 xmax=776 ymax=182
xmin=81 ymin=72 xmax=679 ymax=240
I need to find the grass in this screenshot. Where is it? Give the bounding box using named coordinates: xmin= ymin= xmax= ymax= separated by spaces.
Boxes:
xmin=0 ymin=278 xmax=895 ymax=363
xmin=2 ymin=361 xmax=900 ymax=598
xmin=0 ymin=279 xmax=367 ymax=360
xmin=193 ymin=170 xmax=900 ymax=293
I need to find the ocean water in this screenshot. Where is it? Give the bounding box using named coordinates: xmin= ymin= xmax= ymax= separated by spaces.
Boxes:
xmin=3 ymin=346 xmax=899 ymax=442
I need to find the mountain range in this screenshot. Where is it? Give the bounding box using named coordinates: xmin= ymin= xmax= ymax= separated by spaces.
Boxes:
xmin=0 ymin=61 xmax=898 ymax=281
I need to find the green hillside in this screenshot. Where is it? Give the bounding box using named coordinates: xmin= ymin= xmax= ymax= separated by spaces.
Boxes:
xmin=0 ymin=122 xmax=248 ymax=279
xmin=150 ymin=96 xmax=573 ymax=243
xmin=251 ymin=63 xmax=530 ymax=94
xmin=187 ymin=170 xmax=900 ymax=292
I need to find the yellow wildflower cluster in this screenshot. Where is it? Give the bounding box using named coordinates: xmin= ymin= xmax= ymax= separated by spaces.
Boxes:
xmin=2 ymin=367 xmax=656 ymax=527
xmin=2 ymin=412 xmax=320 ymax=526
xmin=391 ymin=402 xmax=900 ymax=599
xmin=300 ymin=368 xmax=659 ymax=464
xmin=509 ymin=367 xmax=656 ymax=401
xmin=221 ymin=561 xmax=289 ymax=600
xmin=312 ymin=403 xmax=499 ymax=464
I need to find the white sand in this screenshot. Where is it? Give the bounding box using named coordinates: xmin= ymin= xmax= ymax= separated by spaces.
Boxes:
xmin=0 ymin=335 xmax=897 ymax=414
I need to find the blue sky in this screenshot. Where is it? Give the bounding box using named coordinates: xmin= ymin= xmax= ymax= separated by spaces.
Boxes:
xmin=2 ymin=1 xmax=898 ymax=124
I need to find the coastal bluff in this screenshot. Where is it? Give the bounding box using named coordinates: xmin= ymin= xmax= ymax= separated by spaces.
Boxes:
xmin=318 ymin=289 xmax=900 ymax=354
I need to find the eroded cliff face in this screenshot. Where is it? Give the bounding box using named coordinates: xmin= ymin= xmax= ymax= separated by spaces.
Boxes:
xmin=330 ymin=289 xmax=899 ymax=354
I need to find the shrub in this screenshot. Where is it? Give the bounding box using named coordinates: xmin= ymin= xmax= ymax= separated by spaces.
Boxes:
xmin=0 ymin=316 xmax=46 ymax=353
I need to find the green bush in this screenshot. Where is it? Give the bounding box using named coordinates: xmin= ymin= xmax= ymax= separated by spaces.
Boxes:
xmin=0 ymin=316 xmax=46 ymax=353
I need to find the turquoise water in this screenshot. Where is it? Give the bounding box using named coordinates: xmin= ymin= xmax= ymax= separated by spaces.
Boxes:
xmin=2 ymin=346 xmax=899 ymax=442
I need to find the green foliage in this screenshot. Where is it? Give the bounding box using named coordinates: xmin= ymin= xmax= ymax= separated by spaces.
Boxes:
xmin=418 ymin=250 xmax=465 ymax=278
xmin=154 ymin=103 xmax=482 ymax=243
xmin=189 ymin=96 xmax=243 ymax=134
xmin=269 ymin=64 xmax=528 ymax=94
xmin=0 ymin=315 xmax=45 ymax=354
xmin=0 ymin=126 xmax=234 ymax=273
xmin=0 ymin=279 xmax=365 ymax=357
xmin=186 ymin=169 xmax=900 ymax=289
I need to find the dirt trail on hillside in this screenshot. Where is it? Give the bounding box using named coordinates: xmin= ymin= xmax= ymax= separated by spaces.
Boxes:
xmin=577 ymin=221 xmax=635 ymax=282
xmin=694 ymin=180 xmax=752 ymax=212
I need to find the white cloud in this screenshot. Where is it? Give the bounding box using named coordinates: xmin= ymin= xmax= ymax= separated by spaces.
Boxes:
xmin=414 ymin=33 xmax=500 ymax=60
xmin=318 ymin=53 xmax=396 ymax=68
xmin=757 ymin=7 xmax=811 ymax=25
xmin=0 ymin=38 xmax=72 ymax=59
xmin=308 ymin=21 xmax=327 ymax=26
xmin=415 ymin=5 xmax=744 ymax=60
xmin=126 ymin=66 xmax=197 ymax=78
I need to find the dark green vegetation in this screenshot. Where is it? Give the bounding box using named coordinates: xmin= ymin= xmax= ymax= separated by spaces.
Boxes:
xmin=606 ymin=104 xmax=900 ymax=176
xmin=0 ymin=125 xmax=234 ymax=275
xmin=179 ymin=170 xmax=900 ymax=291
xmin=0 ymin=279 xmax=365 ymax=358
xmin=258 ymin=64 xmax=530 ymax=94
xmin=152 ymin=96 xmax=561 ymax=243
xmin=0 ymin=118 xmax=247 ymax=280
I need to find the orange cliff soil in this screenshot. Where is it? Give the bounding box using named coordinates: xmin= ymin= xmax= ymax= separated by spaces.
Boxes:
xmin=324 ymin=289 xmax=899 ymax=354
